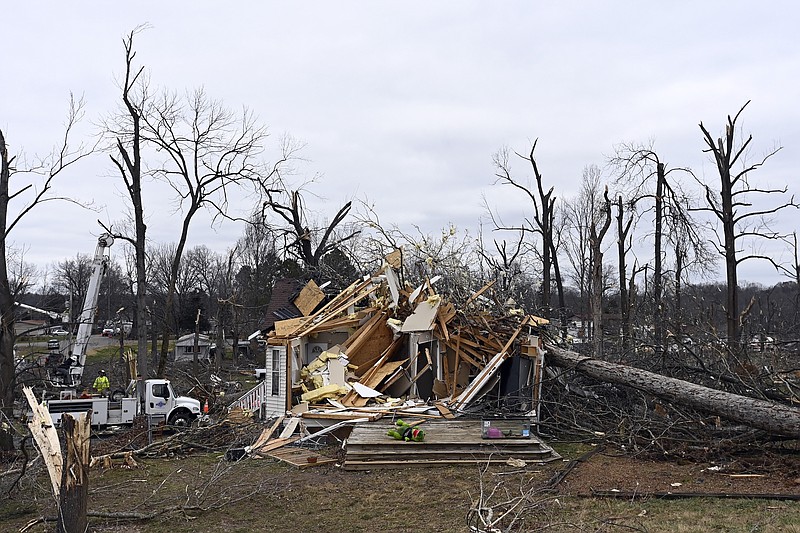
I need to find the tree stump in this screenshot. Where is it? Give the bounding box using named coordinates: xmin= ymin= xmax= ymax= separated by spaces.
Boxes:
xmin=57 ymin=411 xmax=91 ymax=533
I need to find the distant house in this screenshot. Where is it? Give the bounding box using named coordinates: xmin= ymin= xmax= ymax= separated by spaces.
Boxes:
xmin=14 ymin=320 xmax=48 ymax=338
xmin=173 ymin=333 xmax=212 ymax=362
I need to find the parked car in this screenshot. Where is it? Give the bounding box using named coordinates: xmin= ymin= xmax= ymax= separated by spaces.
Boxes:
xmin=51 ymin=327 xmax=69 ymax=336
xmin=101 ymin=327 xmax=115 ymax=337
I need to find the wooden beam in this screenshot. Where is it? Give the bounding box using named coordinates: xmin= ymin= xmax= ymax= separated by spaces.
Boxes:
xmin=465 ymin=280 xmax=496 ymax=307
xmin=449 ymin=336 xmax=461 ymax=395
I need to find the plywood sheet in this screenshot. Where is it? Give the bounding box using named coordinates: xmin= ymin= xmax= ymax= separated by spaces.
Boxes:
xmin=294 ymin=280 xmax=325 ymax=316
xmin=385 ymin=248 xmax=402 ymax=269
xmin=274 ymin=317 xmax=305 ymax=337
xmin=401 ymin=298 xmax=442 ymax=332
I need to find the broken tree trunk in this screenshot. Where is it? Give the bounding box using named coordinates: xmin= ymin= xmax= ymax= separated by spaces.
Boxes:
xmin=57 ymin=411 xmax=91 ymax=533
xmin=546 ymin=345 xmax=800 ymax=439
xmin=22 ymin=386 xmax=62 ymax=498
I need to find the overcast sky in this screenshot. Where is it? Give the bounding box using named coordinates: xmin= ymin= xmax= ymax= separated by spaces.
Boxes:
xmin=2 ymin=2 xmax=798 ymax=288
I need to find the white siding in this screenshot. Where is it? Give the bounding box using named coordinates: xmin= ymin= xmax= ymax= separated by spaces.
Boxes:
xmin=263 ymin=345 xmax=286 ymax=416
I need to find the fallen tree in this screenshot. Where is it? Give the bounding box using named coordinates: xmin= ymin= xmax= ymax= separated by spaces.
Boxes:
xmin=545 ymin=344 xmax=800 ymax=439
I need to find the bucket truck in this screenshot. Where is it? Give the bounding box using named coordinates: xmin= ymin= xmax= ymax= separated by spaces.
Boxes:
xmin=45 ymin=378 xmax=201 ymax=429
xmin=40 ymin=233 xmax=202 ymax=428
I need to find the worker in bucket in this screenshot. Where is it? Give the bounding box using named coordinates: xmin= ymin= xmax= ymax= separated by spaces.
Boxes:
xmin=93 ymin=370 xmax=110 ymax=397
xmin=55 ymin=353 xmax=77 ymax=381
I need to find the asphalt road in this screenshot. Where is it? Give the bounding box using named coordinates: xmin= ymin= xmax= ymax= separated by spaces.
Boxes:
xmin=16 ymin=333 xmax=120 ymax=354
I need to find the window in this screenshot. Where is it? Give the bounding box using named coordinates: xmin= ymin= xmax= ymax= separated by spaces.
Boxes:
xmin=183 ymin=346 xmax=194 ymax=353
xmin=152 ymin=383 xmax=170 ymax=399
xmin=271 ymin=349 xmax=281 ymax=396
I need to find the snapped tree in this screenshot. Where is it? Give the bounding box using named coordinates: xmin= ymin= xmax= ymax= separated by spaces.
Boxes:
xmin=695 ymin=101 xmax=798 ymax=355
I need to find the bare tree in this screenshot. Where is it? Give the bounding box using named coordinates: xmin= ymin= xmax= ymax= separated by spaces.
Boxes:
xmin=590 ymin=186 xmax=612 ymax=358
xmin=612 ymin=145 xmax=673 ymax=356
xmin=262 ymin=188 xmax=360 ymax=280
xmin=491 ymin=141 xmax=564 ymax=320
xmin=695 ymin=101 xmax=798 ymax=354
xmin=103 ymin=28 xmax=151 ymax=386
xmin=354 ymin=204 xmax=482 ymax=306
xmin=562 ymin=166 xmax=605 ymax=345
xmin=614 ymin=194 xmax=640 ymax=353
xmin=140 ymin=89 xmax=283 ymax=376
xmin=0 ymin=97 xmax=92 ymax=450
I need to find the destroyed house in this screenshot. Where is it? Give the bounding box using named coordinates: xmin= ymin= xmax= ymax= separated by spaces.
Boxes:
xmin=242 ymin=263 xmax=547 ymax=425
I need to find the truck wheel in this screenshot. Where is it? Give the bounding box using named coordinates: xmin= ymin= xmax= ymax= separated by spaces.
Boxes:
xmin=168 ymin=411 xmax=192 ymax=429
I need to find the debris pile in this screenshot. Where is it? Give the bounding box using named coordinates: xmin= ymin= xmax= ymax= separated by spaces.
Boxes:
xmin=222 ymin=252 xmax=558 ymax=468
xmin=253 ymin=256 xmax=548 ymax=425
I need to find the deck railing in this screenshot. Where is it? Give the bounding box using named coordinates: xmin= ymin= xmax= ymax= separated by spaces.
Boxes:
xmin=230 ymin=379 xmax=268 ymax=414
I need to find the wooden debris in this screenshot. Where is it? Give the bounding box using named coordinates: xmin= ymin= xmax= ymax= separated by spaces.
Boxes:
xmin=23 ymin=386 xmax=63 ymax=498
xmin=434 ymin=402 xmax=456 ymax=419
xmin=465 ymin=280 xmax=496 ymax=307
xmin=226 ymin=406 xmax=253 ymax=424
xmin=278 ymin=417 xmax=301 ymax=439
xmin=266 ymin=446 xmax=336 ymax=468
xmin=57 ymin=412 xmax=91 ymax=533
xmin=294 ymin=279 xmax=325 ymax=316
xmin=251 ymin=415 xmax=285 ymax=452
xmin=252 ymin=436 xmax=300 ymax=457
xmin=385 ymin=248 xmax=403 ymax=269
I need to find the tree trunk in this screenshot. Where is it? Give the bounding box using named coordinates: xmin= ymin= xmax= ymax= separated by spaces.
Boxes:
xmin=57 ymin=411 xmax=91 ymax=533
xmin=674 ymin=243 xmax=685 ymax=336
xmin=193 ymin=309 xmax=201 ymax=377
xmin=0 ymin=130 xmax=16 ymax=451
xmin=589 ymin=190 xmax=612 ymax=359
xmin=546 ymin=344 xmax=800 ymax=439
xmin=590 ymin=243 xmax=604 ymax=358
xmin=549 ymin=238 xmax=568 ymax=341
xmin=616 ymin=196 xmax=632 ymax=354
xmin=215 ymin=304 xmax=224 ymax=373
xmin=654 ymin=162 xmax=665 ymax=364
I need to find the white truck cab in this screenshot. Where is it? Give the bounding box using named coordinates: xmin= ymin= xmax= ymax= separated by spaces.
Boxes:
xmin=143 ymin=379 xmax=201 ymax=427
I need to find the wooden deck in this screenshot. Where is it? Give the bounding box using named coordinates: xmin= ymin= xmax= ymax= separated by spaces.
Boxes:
xmin=343 ymin=419 xmax=561 ymax=470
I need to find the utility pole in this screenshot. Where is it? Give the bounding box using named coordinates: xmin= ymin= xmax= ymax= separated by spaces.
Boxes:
xmin=193 ymin=309 xmax=201 ymax=376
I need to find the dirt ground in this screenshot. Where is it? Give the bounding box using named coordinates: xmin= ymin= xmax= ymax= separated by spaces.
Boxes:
xmin=557 ymin=445 xmax=800 ymax=497
xmin=3 ymin=434 xmax=799 ymax=533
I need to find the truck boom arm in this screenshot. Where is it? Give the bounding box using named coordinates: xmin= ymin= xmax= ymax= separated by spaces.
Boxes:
xmin=69 ymin=233 xmax=114 ymax=383
xmin=14 ymin=302 xmax=62 ymax=321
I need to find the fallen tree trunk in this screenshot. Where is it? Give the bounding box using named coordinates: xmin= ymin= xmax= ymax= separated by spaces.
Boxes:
xmin=546 ymin=345 xmax=800 ymax=439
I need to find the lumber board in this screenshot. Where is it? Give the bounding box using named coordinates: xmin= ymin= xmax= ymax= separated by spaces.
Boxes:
xmin=301 ymin=411 xmax=382 ymax=421
xmin=294 ymin=279 xmax=325 ymax=316
xmin=465 ymin=280 xmax=496 ymax=306
xmin=253 ymin=436 xmax=300 ymax=456
xmin=252 ymin=415 xmax=285 ymax=450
